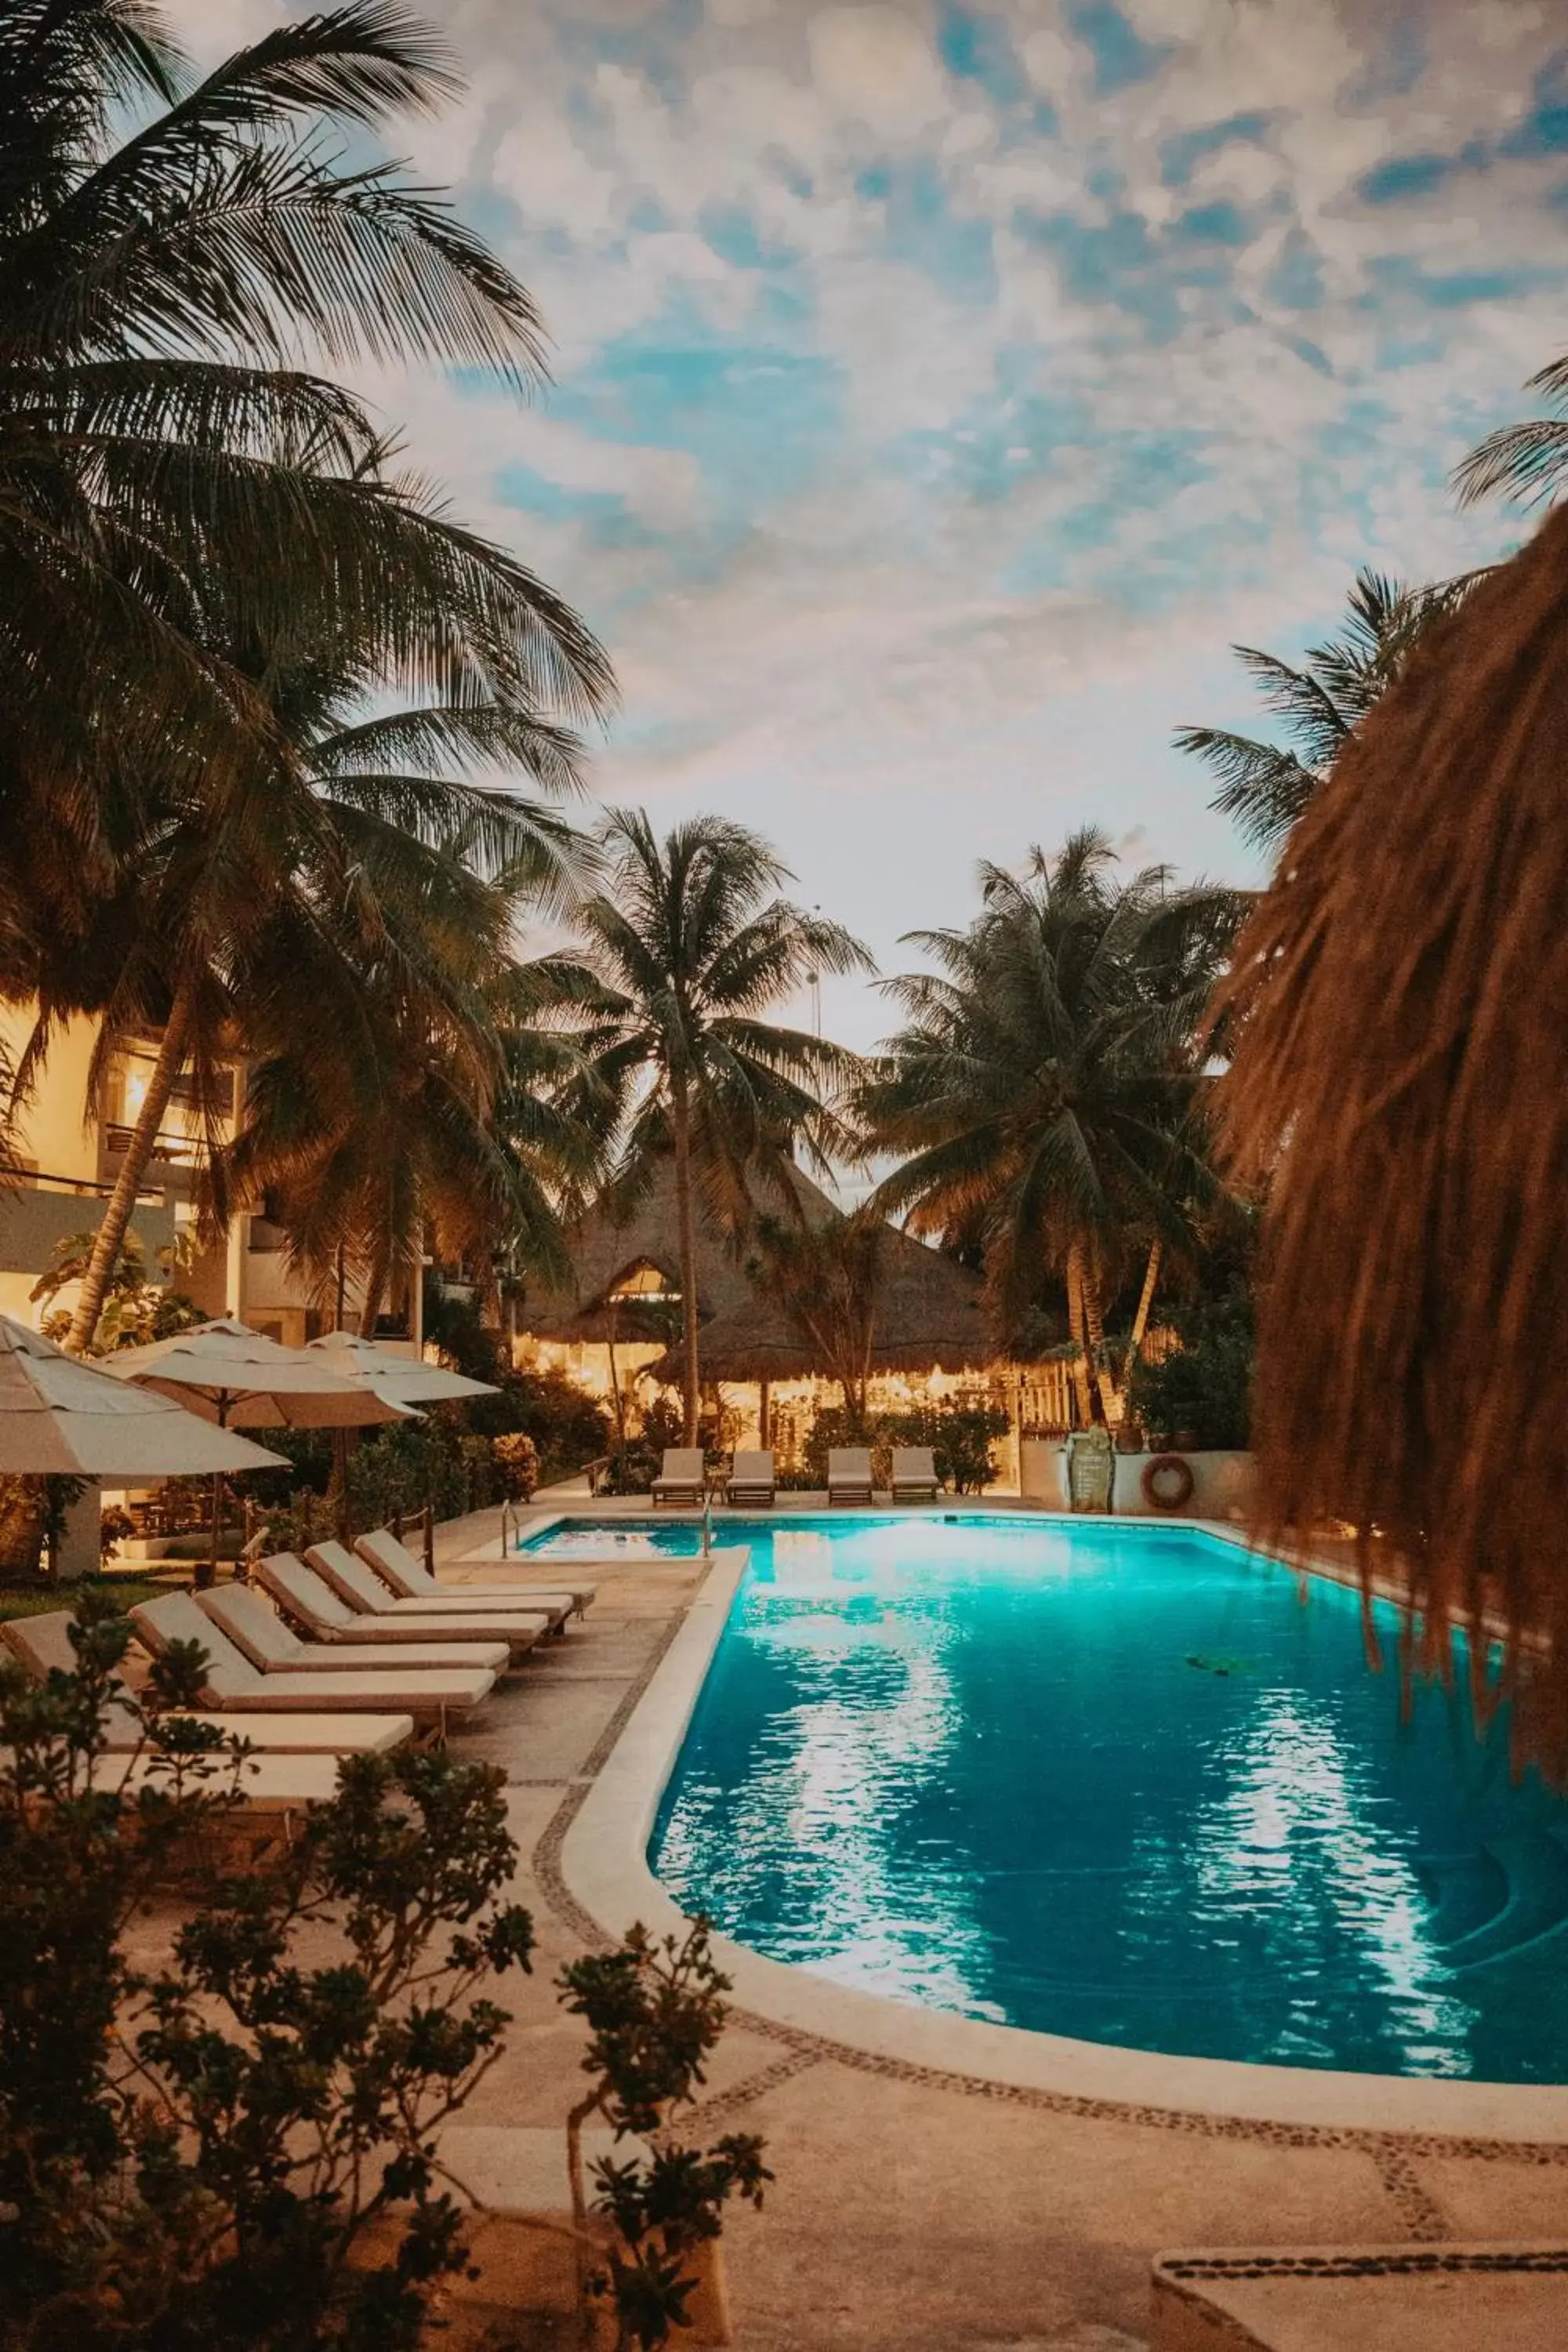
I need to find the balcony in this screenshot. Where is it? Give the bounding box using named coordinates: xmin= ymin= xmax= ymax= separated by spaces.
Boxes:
xmin=0 ymin=1171 xmax=176 ymax=1279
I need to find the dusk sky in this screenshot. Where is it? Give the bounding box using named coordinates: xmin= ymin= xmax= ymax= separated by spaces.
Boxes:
xmin=187 ymin=2 xmax=1568 ymax=1047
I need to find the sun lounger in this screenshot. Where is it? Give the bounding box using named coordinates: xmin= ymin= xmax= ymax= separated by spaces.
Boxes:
xmin=198 ymin=1583 xmax=510 ymax=1677
xmin=891 ymin=1446 xmax=942 ymax=1502
xmin=651 ymin=1448 xmax=706 ymax=1507
xmin=0 ymin=1610 xmax=412 ymax=1755
xmin=130 ymin=1592 xmax=495 ymax=1733
xmin=260 ymin=1554 xmax=546 ymax=1661
xmin=725 ymin=1450 xmax=776 ymax=1506
xmin=91 ymin=1748 xmax=347 ymax=1813
xmin=299 ymin=1543 xmax=564 ymax=1642
xmin=354 ymin=1527 xmax=595 ymax=1617
xmin=827 ymin=1446 xmax=875 ymax=1504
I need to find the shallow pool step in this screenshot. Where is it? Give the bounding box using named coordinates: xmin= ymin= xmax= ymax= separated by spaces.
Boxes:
xmin=1442 ymin=1831 xmax=1568 ymax=1973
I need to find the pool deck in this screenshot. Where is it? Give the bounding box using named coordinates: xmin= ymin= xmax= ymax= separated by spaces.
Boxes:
xmin=416 ymin=1491 xmax=1568 ymax=2350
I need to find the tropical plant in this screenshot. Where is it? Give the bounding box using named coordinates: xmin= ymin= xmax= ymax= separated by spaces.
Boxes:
xmin=559 ymin=1921 xmax=770 ymax=2351
xmin=865 ymin=832 xmax=1239 ymax=1425
xmin=30 ymin=1225 xmax=203 ymax=1352
xmin=1454 ymin=352 xmax=1568 ymax=509
xmin=0 ymin=1 xmax=613 ymax=1351
xmin=0 ymin=1591 xmax=538 ymax=2351
xmin=1126 ymin=1281 xmax=1254 ymax=1450
xmin=1173 ymin=568 xmax=1476 ymax=855
xmin=540 ymin=812 xmax=872 ymax=1440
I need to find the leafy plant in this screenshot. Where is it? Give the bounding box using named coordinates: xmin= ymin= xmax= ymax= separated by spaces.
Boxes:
xmin=558 ymin=1922 xmax=770 ymax=2351
xmin=30 ymin=1229 xmax=205 ymax=1355
xmin=0 ymin=1592 xmax=536 ymax=2352
xmin=1127 ymin=1283 xmax=1254 ymax=1451
xmin=796 ymin=1402 xmax=1007 ymax=1494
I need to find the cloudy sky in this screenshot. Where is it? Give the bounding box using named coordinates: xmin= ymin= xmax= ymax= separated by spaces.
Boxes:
xmin=188 ymin=0 xmax=1567 ymax=1046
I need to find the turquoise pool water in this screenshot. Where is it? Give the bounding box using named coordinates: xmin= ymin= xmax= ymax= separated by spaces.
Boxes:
xmin=524 ymin=1514 xmax=1568 ymax=2081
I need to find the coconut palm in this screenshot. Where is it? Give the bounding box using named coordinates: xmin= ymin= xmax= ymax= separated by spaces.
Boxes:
xmin=1173 ymin=569 xmax=1475 ymax=855
xmin=865 ymin=832 xmax=1240 ymax=1424
xmin=0 ymin=2 xmax=616 ymax=1348
xmin=1454 ymin=354 xmax=1568 ymax=509
xmin=541 ymin=811 xmax=873 ymax=1441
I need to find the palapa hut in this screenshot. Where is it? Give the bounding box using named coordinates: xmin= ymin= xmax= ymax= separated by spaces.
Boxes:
xmin=1218 ymin=499 xmax=1568 ymax=1767
xmin=514 ymin=1163 xmax=1075 ymax=1461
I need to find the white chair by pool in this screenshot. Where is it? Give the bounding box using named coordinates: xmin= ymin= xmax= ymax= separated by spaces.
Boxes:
xmin=130 ymin=1591 xmax=496 ymax=1736
xmin=0 ymin=1609 xmax=413 ymax=1756
xmin=891 ymin=1446 xmax=941 ymax=1502
xmin=353 ymin=1527 xmax=595 ymax=1619
xmin=725 ymin=1450 xmax=776 ymax=1508
xmin=827 ymin=1447 xmax=874 ymax=1504
xmin=651 ymin=1449 xmax=706 ymax=1507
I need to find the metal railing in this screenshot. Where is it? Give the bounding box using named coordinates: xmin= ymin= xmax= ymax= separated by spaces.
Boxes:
xmin=390 ymin=1497 xmax=436 ymax=1576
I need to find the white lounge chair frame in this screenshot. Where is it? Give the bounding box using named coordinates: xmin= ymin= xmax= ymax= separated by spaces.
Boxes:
xmin=725 ymin=1450 xmax=776 ymax=1506
xmin=651 ymin=1449 xmax=706 ymax=1506
xmin=890 ymin=1446 xmax=942 ymax=1502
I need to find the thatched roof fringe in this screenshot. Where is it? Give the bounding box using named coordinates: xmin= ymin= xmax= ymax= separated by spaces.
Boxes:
xmin=1216 ymin=500 xmax=1568 ymax=1770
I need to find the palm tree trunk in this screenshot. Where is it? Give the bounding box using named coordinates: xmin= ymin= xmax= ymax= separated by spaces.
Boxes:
xmin=67 ymin=985 xmax=193 ymax=1354
xmin=1065 ymin=1241 xmax=1094 ymax=1426
xmin=606 ymin=1301 xmax=627 ymax=1459
xmin=1123 ymin=1240 xmax=1163 ymax=1385
xmin=359 ymin=1237 xmax=391 ymax=1338
xmin=1080 ymin=1245 xmax=1120 ymax=1422
xmin=670 ymin=1078 xmax=700 ymax=1444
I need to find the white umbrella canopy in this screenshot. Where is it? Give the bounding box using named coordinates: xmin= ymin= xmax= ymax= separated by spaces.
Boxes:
xmin=304 ymin=1330 xmax=499 ymax=1406
xmin=107 ymin=1319 xmax=415 ymax=1430
xmin=0 ymin=1316 xmax=287 ymax=1479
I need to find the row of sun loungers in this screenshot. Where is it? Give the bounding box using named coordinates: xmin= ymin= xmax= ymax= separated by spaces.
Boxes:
xmin=0 ymin=1525 xmax=599 ymax=1823
xmin=650 ymin=1446 xmax=944 ymax=1508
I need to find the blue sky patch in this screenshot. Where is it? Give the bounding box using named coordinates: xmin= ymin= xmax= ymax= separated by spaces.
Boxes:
xmin=1066 ymin=2 xmax=1174 ymax=99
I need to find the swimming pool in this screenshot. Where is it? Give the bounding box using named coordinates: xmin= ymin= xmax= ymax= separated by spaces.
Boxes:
xmin=524 ymin=1513 xmax=1568 ymax=2083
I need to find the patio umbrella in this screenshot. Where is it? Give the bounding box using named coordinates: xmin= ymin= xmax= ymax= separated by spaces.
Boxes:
xmin=0 ymin=1315 xmax=287 ymax=1479
xmin=1215 ymin=500 xmax=1568 ymax=1768
xmin=303 ymin=1330 xmax=499 ymax=1406
xmin=106 ymin=1319 xmax=412 ymax=1583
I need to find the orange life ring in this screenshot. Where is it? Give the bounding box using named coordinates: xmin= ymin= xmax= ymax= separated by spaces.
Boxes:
xmin=1142 ymin=1453 xmax=1195 ymax=1512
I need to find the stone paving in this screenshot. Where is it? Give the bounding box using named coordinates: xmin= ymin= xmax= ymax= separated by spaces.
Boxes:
xmin=423 ymin=1504 xmax=1568 ymax=2351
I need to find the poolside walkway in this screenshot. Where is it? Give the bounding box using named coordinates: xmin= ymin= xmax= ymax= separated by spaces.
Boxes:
xmin=429 ymin=1499 xmax=1568 ymax=2351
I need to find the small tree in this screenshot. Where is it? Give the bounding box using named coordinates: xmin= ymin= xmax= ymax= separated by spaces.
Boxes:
xmin=558 ymin=1923 xmax=770 ymax=2350
xmin=0 ymin=1594 xmax=536 ymax=2351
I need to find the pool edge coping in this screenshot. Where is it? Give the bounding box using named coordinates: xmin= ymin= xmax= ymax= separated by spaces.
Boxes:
xmin=555 ymin=1534 xmax=1568 ymax=2149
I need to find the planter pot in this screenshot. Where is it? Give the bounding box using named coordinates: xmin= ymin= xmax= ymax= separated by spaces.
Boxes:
xmin=1172 ymin=1429 xmax=1202 ymax=1454
xmin=1114 ymin=1422 xmax=1145 ymax=1454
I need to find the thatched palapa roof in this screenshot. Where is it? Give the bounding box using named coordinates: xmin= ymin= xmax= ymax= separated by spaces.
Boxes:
xmin=518 ymin=1161 xmax=996 ymax=1380
xmin=1218 ymin=501 xmax=1568 ymax=1767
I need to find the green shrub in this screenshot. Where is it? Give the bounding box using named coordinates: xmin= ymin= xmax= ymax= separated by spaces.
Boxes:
xmin=1127 ymin=1284 xmax=1254 ymax=1450
xmin=788 ymin=1400 xmax=1008 ymax=1493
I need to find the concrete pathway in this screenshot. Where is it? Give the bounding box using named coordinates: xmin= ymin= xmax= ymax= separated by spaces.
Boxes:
xmin=424 ymin=1506 xmax=1568 ymax=2351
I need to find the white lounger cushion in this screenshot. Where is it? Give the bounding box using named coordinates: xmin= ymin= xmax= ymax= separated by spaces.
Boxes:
xmin=652 ymin=1450 xmax=704 ymax=1491
xmin=306 ymin=1542 xmax=563 ymax=1635
xmin=728 ymin=1452 xmax=775 ymax=1487
xmin=0 ymin=1610 xmax=412 ymax=1755
xmin=262 ymin=1555 xmax=542 ymax=1653
xmin=828 ymin=1448 xmax=874 ymax=1489
xmin=354 ymin=1529 xmax=594 ymax=1616
xmin=198 ymin=1584 xmax=510 ymax=1676
xmin=94 ymin=1748 xmax=345 ymax=1811
xmin=130 ymin=1593 xmax=495 ymax=1720
xmin=891 ymin=1447 xmax=939 ymax=1486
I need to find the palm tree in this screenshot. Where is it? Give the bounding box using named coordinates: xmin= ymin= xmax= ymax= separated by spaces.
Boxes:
xmin=0 ymin=3 xmax=615 ymax=1348
xmin=1454 ymin=354 xmax=1568 ymax=508
xmin=542 ymin=811 xmax=873 ymax=1441
xmin=864 ymin=832 xmax=1239 ymax=1425
xmin=1173 ymin=569 xmax=1475 ymax=855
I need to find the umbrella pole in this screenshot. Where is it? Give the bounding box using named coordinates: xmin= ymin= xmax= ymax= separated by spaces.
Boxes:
xmin=198 ymin=1393 xmax=233 ymax=1592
